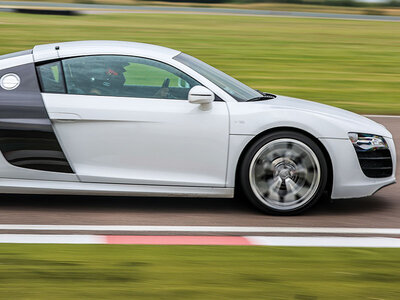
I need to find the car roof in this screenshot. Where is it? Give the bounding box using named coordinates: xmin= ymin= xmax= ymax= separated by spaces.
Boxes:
xmin=33 ymin=40 xmax=181 ymax=62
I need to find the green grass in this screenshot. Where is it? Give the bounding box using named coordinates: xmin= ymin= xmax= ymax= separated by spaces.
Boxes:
xmin=0 ymin=244 xmax=399 ymax=299
xmin=0 ymin=12 xmax=399 ymax=113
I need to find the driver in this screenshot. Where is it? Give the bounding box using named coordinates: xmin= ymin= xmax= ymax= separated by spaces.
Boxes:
xmin=88 ymin=61 xmax=128 ymax=96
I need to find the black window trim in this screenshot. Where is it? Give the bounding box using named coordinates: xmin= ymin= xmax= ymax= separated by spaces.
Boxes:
xmin=35 ymin=59 xmax=67 ymax=94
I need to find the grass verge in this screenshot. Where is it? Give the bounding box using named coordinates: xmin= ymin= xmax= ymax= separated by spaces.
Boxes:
xmin=0 ymin=12 xmax=399 ymax=113
xmin=0 ymin=244 xmax=399 ymax=299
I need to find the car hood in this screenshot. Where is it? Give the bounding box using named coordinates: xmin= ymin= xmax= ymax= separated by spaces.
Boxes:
xmin=272 ymin=95 xmax=374 ymax=124
xmin=245 ymin=95 xmax=392 ymax=139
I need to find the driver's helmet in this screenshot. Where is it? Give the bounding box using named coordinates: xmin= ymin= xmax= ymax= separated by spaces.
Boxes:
xmin=88 ymin=60 xmax=129 ymax=95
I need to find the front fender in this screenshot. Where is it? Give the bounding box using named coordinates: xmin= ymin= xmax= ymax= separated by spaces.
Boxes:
xmin=227 ymin=100 xmax=391 ymax=139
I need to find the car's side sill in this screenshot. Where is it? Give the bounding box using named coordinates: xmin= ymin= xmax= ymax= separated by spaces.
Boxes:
xmin=0 ymin=178 xmax=234 ymax=198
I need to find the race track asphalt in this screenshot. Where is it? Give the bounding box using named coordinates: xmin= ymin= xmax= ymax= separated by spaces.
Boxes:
xmin=0 ymin=1 xmax=399 ymax=21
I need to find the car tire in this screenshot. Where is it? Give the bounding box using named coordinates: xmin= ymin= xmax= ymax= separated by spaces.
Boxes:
xmin=239 ymin=131 xmax=328 ymax=215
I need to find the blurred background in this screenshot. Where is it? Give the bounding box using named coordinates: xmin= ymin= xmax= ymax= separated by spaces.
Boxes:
xmin=0 ymin=0 xmax=399 ymax=114
xmin=0 ymin=1 xmax=399 ymax=299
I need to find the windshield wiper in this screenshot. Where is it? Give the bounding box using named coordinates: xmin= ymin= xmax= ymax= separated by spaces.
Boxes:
xmin=247 ymin=90 xmax=276 ymax=102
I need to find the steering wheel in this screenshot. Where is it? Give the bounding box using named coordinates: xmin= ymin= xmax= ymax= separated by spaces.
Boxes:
xmin=162 ymin=78 xmax=170 ymax=89
xmin=153 ymin=78 xmax=173 ymax=99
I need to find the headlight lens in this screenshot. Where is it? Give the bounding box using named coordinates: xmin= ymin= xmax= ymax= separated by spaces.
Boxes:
xmin=348 ymin=132 xmax=388 ymax=151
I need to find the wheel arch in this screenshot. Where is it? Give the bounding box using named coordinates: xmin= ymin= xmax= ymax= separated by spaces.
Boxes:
xmin=233 ymin=126 xmax=333 ymax=197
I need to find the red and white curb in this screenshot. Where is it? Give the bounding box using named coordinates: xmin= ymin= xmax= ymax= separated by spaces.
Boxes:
xmin=1 ymin=234 xmax=400 ymax=247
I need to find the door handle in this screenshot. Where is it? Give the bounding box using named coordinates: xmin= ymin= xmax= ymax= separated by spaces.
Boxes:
xmin=49 ymin=112 xmax=81 ymax=122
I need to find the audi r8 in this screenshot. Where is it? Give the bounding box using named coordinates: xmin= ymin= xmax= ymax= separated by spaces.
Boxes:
xmin=0 ymin=41 xmax=395 ymax=215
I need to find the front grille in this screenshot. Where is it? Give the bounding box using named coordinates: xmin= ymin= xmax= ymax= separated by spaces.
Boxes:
xmin=356 ymin=149 xmax=393 ymax=178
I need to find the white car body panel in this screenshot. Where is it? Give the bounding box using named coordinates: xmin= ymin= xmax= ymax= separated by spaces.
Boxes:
xmin=320 ymin=137 xmax=396 ymax=199
xmin=0 ymin=178 xmax=233 ymax=198
xmin=33 ymin=41 xmax=180 ymax=63
xmin=0 ymin=54 xmax=33 ymax=70
xmin=43 ymin=93 xmax=230 ymax=187
xmin=0 ymin=40 xmax=395 ymax=202
xmin=228 ymin=96 xmax=391 ymax=139
xmin=226 ymin=97 xmax=396 ymax=198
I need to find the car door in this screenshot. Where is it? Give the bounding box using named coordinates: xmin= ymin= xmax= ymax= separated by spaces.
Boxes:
xmin=38 ymin=55 xmax=230 ymax=187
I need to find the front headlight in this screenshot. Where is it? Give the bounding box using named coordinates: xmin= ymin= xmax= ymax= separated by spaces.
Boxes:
xmin=348 ymin=132 xmax=388 ymax=151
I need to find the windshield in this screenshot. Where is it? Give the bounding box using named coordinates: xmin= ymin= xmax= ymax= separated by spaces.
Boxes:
xmin=174 ymin=53 xmax=262 ymax=102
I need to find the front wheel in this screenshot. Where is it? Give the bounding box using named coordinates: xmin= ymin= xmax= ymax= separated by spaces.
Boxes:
xmin=239 ymin=131 xmax=328 ymax=215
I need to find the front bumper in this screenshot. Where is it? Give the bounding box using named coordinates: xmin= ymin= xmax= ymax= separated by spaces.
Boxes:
xmin=319 ymin=137 xmax=396 ymax=199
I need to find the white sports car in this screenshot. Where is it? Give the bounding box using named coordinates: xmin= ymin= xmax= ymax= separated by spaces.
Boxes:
xmin=0 ymin=41 xmax=396 ymax=215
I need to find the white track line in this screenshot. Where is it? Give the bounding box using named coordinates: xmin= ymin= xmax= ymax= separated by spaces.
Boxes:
xmin=247 ymin=236 xmax=400 ymax=248
xmin=363 ymin=114 xmax=400 ymax=118
xmin=0 ymin=234 xmax=400 ymax=247
xmin=1 ymin=225 xmax=400 ymax=235
xmin=0 ymin=234 xmax=102 ymax=244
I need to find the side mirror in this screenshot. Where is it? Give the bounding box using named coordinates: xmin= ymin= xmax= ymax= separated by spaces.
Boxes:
xmin=188 ymin=85 xmax=214 ymax=105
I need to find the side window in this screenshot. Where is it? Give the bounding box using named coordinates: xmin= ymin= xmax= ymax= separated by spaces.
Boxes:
xmin=61 ymin=55 xmax=200 ymax=100
xmin=36 ymin=61 xmax=66 ymax=93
